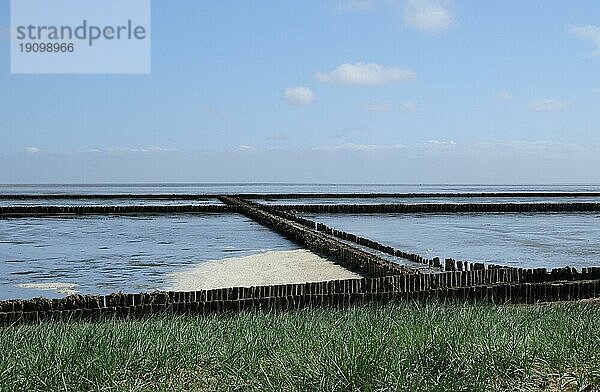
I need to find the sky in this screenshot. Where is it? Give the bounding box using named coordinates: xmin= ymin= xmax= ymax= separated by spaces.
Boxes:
xmin=1 ymin=0 xmax=600 ymax=184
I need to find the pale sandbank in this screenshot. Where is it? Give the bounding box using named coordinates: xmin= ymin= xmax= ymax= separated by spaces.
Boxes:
xmin=169 ymin=249 xmax=361 ymax=291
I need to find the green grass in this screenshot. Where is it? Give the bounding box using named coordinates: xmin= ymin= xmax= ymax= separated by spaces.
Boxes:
xmin=1 ymin=302 xmax=600 ymax=391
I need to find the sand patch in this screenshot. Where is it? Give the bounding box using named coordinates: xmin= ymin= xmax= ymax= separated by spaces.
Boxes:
xmin=169 ymin=249 xmax=361 ymax=291
xmin=17 ymin=282 xmax=78 ymax=295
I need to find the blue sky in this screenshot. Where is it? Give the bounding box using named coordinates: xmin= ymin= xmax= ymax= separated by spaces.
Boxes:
xmin=1 ymin=0 xmax=600 ymax=183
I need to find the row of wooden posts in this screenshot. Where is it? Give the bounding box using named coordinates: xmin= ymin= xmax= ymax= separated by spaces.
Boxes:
xmin=272 ymin=202 xmax=600 ymax=214
xmin=2 ymin=269 xmax=600 ymax=324
xmin=0 ymin=205 xmax=233 ymax=215
xmin=0 ymin=195 xmax=598 ymax=324
xmin=3 ymin=192 xmax=600 ymax=200
xmin=2 ymin=202 xmax=600 ymax=216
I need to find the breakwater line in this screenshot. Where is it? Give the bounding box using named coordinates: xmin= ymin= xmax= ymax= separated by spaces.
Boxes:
xmin=0 ymin=194 xmax=221 ymax=200
xmin=3 ymin=192 xmax=600 ymax=200
xmin=0 ymin=205 xmax=235 ymax=216
xmin=4 ymin=202 xmax=599 ymax=216
xmin=250 ymin=202 xmax=444 ymax=269
xmin=271 ymin=202 xmax=600 ymax=214
xmin=240 ymin=192 xmax=600 ymax=199
xmin=218 ymin=196 xmax=415 ymax=277
xmin=267 ymin=210 xmax=450 ymax=269
xmin=2 ymin=267 xmax=600 ymax=324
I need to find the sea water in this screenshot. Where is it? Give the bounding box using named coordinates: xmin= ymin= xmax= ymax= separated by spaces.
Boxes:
xmin=0 ymin=213 xmax=300 ymax=299
xmin=303 ymin=212 xmax=600 ymax=270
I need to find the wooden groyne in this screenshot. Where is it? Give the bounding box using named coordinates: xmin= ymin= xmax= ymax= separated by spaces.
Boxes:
xmin=2 ymin=268 xmax=600 ymax=324
xmin=218 ymin=196 xmax=414 ymax=277
xmin=0 ymin=205 xmax=234 ymax=216
xmin=256 ymin=206 xmax=442 ymax=268
xmin=0 ymin=194 xmax=221 ymax=200
xmin=271 ymin=202 xmax=600 ymax=214
xmin=4 ymin=202 xmax=599 ymax=216
xmin=240 ymin=192 xmax=600 ymax=199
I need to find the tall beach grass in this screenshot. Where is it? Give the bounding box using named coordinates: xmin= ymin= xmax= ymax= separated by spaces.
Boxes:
xmin=1 ymin=301 xmax=599 ymax=391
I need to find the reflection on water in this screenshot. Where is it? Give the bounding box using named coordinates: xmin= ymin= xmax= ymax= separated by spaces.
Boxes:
xmin=305 ymin=213 xmax=600 ymax=270
xmin=0 ymin=213 xmax=301 ymax=300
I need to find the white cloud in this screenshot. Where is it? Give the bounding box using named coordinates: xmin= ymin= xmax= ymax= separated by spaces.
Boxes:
xmin=594 ymin=88 xmax=600 ymax=94
xmin=317 ymin=62 xmax=415 ymax=85
xmin=313 ymin=143 xmax=407 ymax=152
xmin=109 ymin=146 xmax=178 ymax=153
xmin=497 ymin=91 xmax=512 ymax=100
xmin=468 ymin=141 xmax=599 ymax=156
xmin=145 ymin=146 xmax=176 ymax=152
xmin=402 ymin=0 xmax=455 ymax=34
xmin=427 ymin=139 xmax=456 ymax=145
xmin=24 ymin=147 xmax=41 ymax=154
xmin=283 ymin=87 xmax=314 ymax=106
xmin=363 ymin=102 xmax=392 ymax=112
xmin=571 ymin=24 xmax=600 ymax=55
xmin=400 ymin=102 xmax=417 ymax=112
xmin=529 ymin=99 xmax=568 ymax=112
xmin=313 ymin=140 xmax=595 ymax=156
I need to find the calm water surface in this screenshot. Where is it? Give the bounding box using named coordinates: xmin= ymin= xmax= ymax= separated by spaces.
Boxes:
xmin=0 ymin=213 xmax=300 ymax=300
xmin=304 ymin=212 xmax=600 ymax=270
